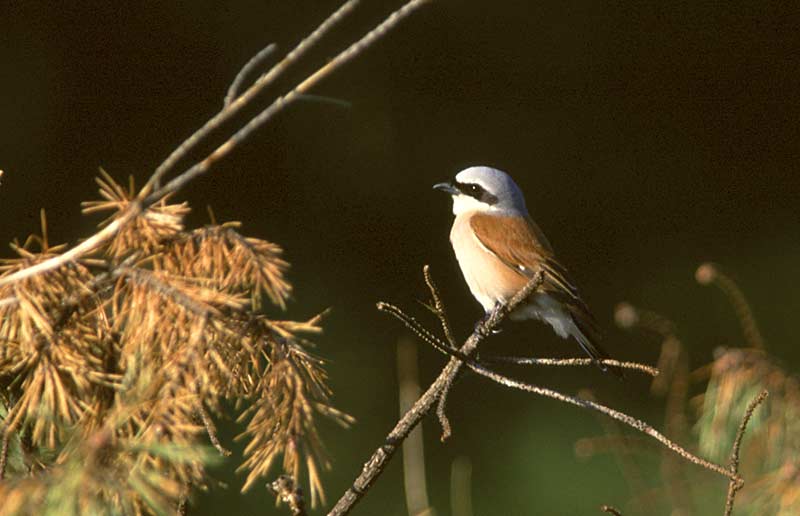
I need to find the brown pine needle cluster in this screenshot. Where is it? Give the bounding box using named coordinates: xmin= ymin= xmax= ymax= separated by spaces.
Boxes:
xmin=0 ymin=173 xmax=348 ymax=514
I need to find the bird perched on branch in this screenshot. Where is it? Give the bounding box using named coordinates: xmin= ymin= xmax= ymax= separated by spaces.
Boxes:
xmin=434 ymin=166 xmax=615 ymax=371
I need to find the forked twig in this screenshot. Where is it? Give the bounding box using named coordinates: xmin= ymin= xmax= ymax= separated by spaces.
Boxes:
xmin=723 ymin=390 xmax=768 ymax=516
xmin=382 ymin=307 xmax=660 ymax=381
xmin=361 ymin=266 xmax=773 ymax=516
xmin=142 ymin=0 xmax=360 ymax=196
xmin=389 ymin=271 xmax=660 ymax=445
xmin=327 ymin=271 xmax=545 ymax=516
xmin=423 ymin=265 xmax=459 ymax=440
xmin=423 ymin=265 xmax=457 ymax=348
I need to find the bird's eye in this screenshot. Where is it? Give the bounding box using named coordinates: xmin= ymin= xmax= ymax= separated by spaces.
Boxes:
xmin=466 ymin=184 xmax=483 ymax=196
xmin=454 ymin=181 xmax=486 ymax=198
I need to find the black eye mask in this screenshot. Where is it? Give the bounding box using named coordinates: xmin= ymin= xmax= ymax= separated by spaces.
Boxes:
xmin=454 ymin=181 xmax=499 ymax=205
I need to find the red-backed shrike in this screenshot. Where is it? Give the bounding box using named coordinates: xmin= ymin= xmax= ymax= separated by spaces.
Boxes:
xmin=434 ymin=166 xmax=612 ymax=368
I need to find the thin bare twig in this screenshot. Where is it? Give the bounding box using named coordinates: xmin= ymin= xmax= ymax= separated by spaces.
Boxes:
xmin=423 ymin=265 xmax=457 ymax=348
xmin=0 ymin=207 xmax=141 ymax=290
xmin=327 ymin=271 xmax=545 ymax=516
xmin=197 ymin=403 xmax=232 ymax=457
xmin=696 ymin=263 xmax=766 ymax=350
xmin=435 ymin=374 xmax=455 ymax=441
xmin=439 ymin=345 xmax=740 ymax=482
xmin=224 ymin=43 xmax=278 ymax=106
xmin=399 ymin=307 xmax=734 ymax=488
xmin=600 ymin=506 xmax=624 ymax=516
xmin=395 ymin=270 xmax=659 ymax=446
xmin=0 ymin=0 xmax=423 ymax=297
xmin=489 ymin=356 xmax=660 ymax=377
xmin=140 ymin=0 xmax=433 ymax=210
xmin=423 ymin=264 xmax=459 ymax=441
xmin=723 ymin=389 xmax=768 ymax=516
xmin=142 ymin=0 xmax=360 ymax=195
xmin=382 ymin=309 xmax=659 ymax=381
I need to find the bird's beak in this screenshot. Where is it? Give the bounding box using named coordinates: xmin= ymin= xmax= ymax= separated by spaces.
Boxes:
xmin=433 ymin=181 xmax=459 ymax=195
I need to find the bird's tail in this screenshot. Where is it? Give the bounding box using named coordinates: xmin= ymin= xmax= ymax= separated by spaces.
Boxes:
xmin=570 ymin=317 xmax=624 ymax=378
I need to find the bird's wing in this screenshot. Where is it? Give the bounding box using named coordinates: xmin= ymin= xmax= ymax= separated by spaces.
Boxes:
xmin=469 ymin=212 xmax=602 ymax=343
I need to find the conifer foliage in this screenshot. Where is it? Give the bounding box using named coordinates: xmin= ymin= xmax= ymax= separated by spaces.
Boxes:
xmin=0 ymin=172 xmax=350 ymax=514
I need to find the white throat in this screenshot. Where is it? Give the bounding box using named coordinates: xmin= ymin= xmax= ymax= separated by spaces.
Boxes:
xmin=450 ymin=194 xmax=525 ymax=217
xmin=451 ymin=194 xmax=494 ymax=215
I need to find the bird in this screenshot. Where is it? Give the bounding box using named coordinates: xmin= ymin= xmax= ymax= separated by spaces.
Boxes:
xmin=433 ymin=165 xmax=614 ymax=370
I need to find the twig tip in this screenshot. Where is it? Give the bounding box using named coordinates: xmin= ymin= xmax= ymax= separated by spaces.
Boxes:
xmin=695 ymin=262 xmax=718 ymax=285
xmin=614 ymin=302 xmax=639 ymax=329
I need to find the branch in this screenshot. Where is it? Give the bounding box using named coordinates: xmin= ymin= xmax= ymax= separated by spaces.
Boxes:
xmin=423 ymin=264 xmax=458 ymax=440
xmin=0 ymin=0 xmax=428 ymax=295
xmin=141 ymin=0 xmax=360 ymax=196
xmin=695 ymin=263 xmax=766 ymax=350
xmin=364 ymin=263 xmax=747 ymax=516
xmin=380 ymin=308 xmax=658 ymax=380
xmin=422 ymin=265 xmax=457 ymax=348
xmin=723 ymin=389 xmax=768 ymax=516
xmin=197 ymin=403 xmax=232 ymax=457
xmin=224 ymin=43 xmax=278 ymax=107
xmin=327 ymin=271 xmax=545 ymax=516
xmin=434 ymin=341 xmax=740 ymax=483
xmin=488 ymin=356 xmax=659 ymax=377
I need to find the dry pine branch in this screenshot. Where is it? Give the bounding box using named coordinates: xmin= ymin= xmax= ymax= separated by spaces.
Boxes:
xmin=0 ymin=1 xmax=433 ymax=513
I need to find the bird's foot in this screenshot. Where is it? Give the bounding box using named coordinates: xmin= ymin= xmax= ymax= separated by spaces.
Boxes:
xmin=474 ymin=310 xmax=503 ymax=335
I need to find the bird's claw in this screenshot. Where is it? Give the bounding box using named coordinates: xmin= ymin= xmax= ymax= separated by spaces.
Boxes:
xmin=474 ymin=311 xmax=503 ymax=336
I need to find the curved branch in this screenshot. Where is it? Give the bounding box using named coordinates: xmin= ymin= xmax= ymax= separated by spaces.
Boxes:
xmin=224 ymin=43 xmax=278 ymax=107
xmin=445 ymin=346 xmax=739 ymax=483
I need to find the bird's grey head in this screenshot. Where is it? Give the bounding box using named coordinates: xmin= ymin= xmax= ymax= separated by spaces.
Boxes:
xmin=433 ymin=166 xmax=528 ymax=216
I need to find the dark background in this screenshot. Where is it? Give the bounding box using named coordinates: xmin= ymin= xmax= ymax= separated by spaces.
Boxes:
xmin=1 ymin=1 xmax=798 ymax=514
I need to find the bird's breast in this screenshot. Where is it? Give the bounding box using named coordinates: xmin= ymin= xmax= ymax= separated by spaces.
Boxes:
xmin=450 ymin=213 xmax=527 ymax=312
